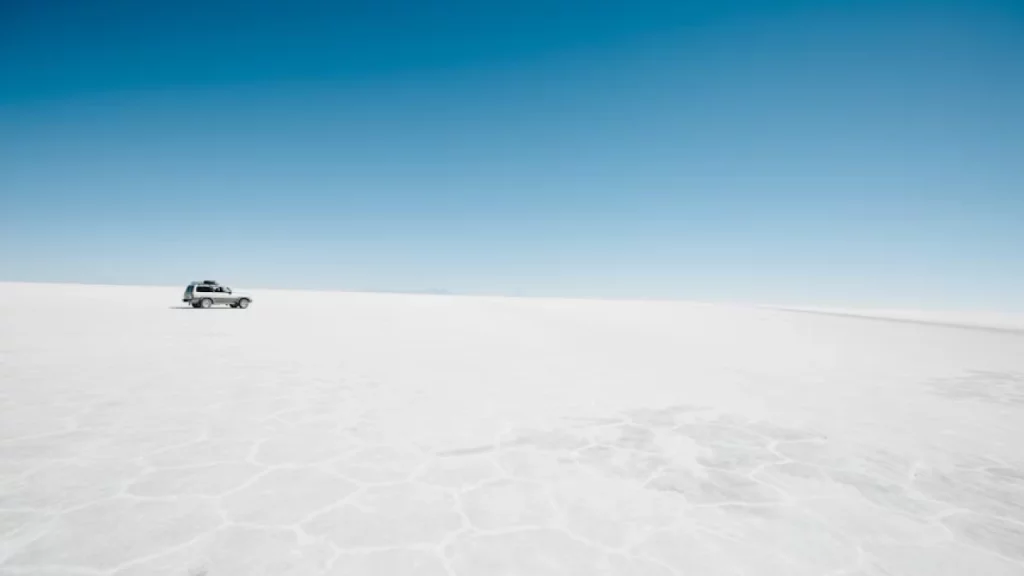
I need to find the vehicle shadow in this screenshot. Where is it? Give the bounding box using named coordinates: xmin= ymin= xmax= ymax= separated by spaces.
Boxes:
xmin=167 ymin=306 xmax=238 ymax=310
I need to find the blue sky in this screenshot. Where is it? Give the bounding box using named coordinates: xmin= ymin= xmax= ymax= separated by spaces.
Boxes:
xmin=1 ymin=0 xmax=1022 ymax=309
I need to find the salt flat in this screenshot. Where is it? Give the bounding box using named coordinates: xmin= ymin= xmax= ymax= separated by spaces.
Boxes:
xmin=1 ymin=282 xmax=1023 ymax=576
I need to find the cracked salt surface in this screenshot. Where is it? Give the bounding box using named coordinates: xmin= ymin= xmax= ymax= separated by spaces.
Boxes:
xmin=2 ymin=282 xmax=1024 ymax=575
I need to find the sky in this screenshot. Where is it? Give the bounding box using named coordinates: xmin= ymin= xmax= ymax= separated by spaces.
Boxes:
xmin=1 ymin=0 xmax=1023 ymax=309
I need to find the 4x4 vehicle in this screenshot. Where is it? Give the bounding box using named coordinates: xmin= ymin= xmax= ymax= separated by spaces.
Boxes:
xmin=182 ymin=280 xmax=252 ymax=309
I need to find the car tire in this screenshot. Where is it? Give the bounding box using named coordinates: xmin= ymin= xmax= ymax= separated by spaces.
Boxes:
xmin=199 ymin=298 xmax=213 ymax=309
xmin=236 ymin=298 xmax=250 ymax=309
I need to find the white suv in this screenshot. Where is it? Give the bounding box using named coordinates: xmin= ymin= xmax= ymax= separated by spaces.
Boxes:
xmin=182 ymin=281 xmax=252 ymax=309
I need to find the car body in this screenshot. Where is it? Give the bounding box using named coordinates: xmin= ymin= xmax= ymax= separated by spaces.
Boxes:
xmin=182 ymin=280 xmax=252 ymax=309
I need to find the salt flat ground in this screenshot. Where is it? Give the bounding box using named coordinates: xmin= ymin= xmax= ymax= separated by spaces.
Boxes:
xmin=1 ymin=283 xmax=1023 ymax=576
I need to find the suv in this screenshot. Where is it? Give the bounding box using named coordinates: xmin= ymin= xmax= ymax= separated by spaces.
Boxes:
xmin=182 ymin=280 xmax=252 ymax=309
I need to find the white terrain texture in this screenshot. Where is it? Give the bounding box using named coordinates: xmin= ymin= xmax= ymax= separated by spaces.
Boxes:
xmin=1 ymin=282 xmax=1023 ymax=576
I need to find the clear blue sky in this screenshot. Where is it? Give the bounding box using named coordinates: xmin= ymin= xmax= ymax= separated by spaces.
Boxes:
xmin=2 ymin=0 xmax=1022 ymax=309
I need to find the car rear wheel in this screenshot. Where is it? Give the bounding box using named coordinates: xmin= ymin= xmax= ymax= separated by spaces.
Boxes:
xmin=199 ymin=298 xmax=213 ymax=309
xmin=236 ymin=298 xmax=250 ymax=309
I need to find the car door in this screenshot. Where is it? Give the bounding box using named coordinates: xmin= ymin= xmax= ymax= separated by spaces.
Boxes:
xmin=213 ymin=286 xmax=231 ymax=304
xmin=194 ymin=285 xmax=215 ymax=303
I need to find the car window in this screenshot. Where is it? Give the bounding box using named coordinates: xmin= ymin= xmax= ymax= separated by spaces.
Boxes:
xmin=196 ymin=286 xmax=213 ymax=293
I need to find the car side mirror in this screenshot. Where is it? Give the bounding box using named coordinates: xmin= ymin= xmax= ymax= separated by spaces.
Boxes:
xmin=225 ymin=288 xmax=232 ymax=294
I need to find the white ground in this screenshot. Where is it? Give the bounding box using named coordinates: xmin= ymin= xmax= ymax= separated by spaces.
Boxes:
xmin=1 ymin=282 xmax=1023 ymax=576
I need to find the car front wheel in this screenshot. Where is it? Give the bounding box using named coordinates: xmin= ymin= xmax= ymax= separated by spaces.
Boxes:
xmin=236 ymin=298 xmax=250 ymax=309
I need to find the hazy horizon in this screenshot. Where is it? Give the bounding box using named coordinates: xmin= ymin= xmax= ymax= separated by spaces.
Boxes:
xmin=2 ymin=0 xmax=1023 ymax=311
